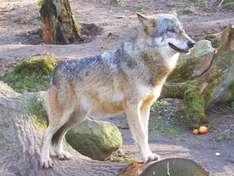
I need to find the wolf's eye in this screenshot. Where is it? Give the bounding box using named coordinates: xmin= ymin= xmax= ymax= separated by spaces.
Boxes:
xmin=167 ymin=28 xmax=176 ymax=33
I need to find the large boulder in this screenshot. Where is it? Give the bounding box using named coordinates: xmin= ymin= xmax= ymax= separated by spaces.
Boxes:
xmin=169 ymin=40 xmax=216 ymax=82
xmin=66 ymin=119 xmax=122 ymax=161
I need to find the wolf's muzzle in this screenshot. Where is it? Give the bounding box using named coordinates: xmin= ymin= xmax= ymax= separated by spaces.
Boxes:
xmin=187 ymin=40 xmax=195 ymax=48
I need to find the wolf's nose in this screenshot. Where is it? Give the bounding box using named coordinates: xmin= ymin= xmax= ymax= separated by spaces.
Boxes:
xmin=187 ymin=41 xmax=195 ymax=48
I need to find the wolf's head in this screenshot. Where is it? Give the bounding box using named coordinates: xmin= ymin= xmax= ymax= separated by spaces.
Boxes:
xmin=137 ymin=13 xmax=195 ymax=54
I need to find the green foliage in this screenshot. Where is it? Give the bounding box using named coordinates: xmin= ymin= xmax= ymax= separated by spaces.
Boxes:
xmin=154 ymin=100 xmax=161 ymax=108
xmin=1 ymin=54 xmax=56 ymax=93
xmin=24 ymin=95 xmax=47 ymax=128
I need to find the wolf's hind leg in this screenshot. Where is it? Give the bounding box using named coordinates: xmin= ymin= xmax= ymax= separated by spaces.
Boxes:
xmin=41 ymin=85 xmax=75 ymax=168
xmin=52 ymin=108 xmax=87 ymax=160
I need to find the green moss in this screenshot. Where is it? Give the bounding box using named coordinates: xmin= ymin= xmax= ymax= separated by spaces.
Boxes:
xmin=1 ymin=54 xmax=56 ymax=93
xmin=223 ymin=0 xmax=234 ymax=10
xmin=24 ymin=95 xmax=47 ymax=128
xmin=229 ymin=81 xmax=234 ymax=96
xmin=38 ymin=0 xmax=48 ymax=6
xmin=231 ymin=101 xmax=234 ymax=111
xmin=182 ymin=5 xmax=194 ymax=14
xmin=108 ymin=150 xmax=136 ymax=163
xmin=182 ymin=82 xmax=207 ymax=127
xmin=223 ymin=81 xmax=234 ymax=105
xmin=204 ymin=49 xmax=234 ymax=101
xmin=205 ymin=34 xmax=221 ymax=48
xmin=168 ymin=61 xmax=194 ymax=82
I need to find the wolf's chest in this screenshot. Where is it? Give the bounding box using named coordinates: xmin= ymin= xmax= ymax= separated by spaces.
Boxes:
xmin=142 ymin=56 xmax=172 ymax=86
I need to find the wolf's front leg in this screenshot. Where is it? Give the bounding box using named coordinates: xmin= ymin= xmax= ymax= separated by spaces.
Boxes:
xmin=126 ymin=105 xmax=160 ymax=163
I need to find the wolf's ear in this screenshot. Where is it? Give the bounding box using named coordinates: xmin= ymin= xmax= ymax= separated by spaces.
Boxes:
xmin=136 ymin=12 xmax=149 ymax=23
xmin=136 ymin=12 xmax=156 ymax=29
xmin=171 ymin=11 xmax=178 ymax=16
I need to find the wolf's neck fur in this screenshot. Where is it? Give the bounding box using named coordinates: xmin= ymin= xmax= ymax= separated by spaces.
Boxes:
xmin=121 ymin=36 xmax=180 ymax=87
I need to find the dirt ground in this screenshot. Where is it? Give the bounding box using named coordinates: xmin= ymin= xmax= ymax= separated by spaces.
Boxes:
xmin=0 ymin=0 xmax=234 ymax=175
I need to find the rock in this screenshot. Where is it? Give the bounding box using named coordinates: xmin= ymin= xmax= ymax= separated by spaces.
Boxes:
xmin=169 ymin=40 xmax=216 ymax=82
xmin=66 ymin=119 xmax=122 ymax=161
xmin=181 ymin=40 xmax=216 ymax=78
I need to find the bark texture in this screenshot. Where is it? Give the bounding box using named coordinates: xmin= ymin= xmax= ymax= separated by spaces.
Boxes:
xmin=161 ymin=25 xmax=234 ymax=127
xmin=39 ymin=0 xmax=81 ymax=44
xmin=0 ymin=82 xmax=124 ymax=176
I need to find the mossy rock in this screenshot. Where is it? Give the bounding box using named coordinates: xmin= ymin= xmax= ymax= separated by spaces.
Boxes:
xmin=66 ymin=119 xmax=122 ymax=161
xmin=1 ymin=54 xmax=56 ymax=93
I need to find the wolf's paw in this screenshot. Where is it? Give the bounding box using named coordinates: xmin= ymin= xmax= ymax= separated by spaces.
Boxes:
xmin=143 ymin=153 xmax=160 ymax=163
xmin=41 ymin=159 xmax=54 ymax=169
xmin=57 ymin=151 xmax=73 ymax=160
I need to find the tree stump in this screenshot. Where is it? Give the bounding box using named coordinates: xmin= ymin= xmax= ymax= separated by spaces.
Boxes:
xmin=39 ymin=0 xmax=82 ymax=44
xmin=141 ymin=158 xmax=209 ymax=176
xmin=119 ymin=158 xmax=209 ymax=176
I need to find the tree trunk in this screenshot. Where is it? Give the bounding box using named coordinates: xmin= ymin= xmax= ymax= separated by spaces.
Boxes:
xmin=39 ymin=0 xmax=81 ymax=44
xmin=161 ymin=25 xmax=234 ymax=127
xmin=0 ymin=82 xmax=124 ymax=176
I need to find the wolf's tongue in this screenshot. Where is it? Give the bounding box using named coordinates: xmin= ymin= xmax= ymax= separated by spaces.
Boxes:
xmin=168 ymin=42 xmax=189 ymax=53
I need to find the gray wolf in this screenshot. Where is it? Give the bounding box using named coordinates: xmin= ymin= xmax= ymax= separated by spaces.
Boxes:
xmin=40 ymin=12 xmax=195 ymax=168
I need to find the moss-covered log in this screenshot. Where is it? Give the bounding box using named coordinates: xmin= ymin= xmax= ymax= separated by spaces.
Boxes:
xmin=161 ymin=25 xmax=234 ymax=127
xmin=39 ymin=0 xmax=81 ymax=44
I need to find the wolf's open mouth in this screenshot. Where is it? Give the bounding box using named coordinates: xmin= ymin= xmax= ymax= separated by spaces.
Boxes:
xmin=168 ymin=42 xmax=189 ymax=53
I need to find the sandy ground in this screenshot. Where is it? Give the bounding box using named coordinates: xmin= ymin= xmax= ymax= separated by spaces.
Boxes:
xmin=0 ymin=0 xmax=234 ymax=175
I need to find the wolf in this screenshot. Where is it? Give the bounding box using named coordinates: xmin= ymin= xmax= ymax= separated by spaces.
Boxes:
xmin=40 ymin=12 xmax=195 ymax=168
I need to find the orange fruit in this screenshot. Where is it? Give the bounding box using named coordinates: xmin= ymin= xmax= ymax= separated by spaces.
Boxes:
xmin=198 ymin=126 xmax=208 ymax=134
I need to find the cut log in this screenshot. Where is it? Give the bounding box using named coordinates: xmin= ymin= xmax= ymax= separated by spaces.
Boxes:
xmin=140 ymin=158 xmax=209 ymax=176
xmin=0 ymin=82 xmax=124 ymax=176
xmin=119 ymin=158 xmax=209 ymax=176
